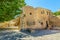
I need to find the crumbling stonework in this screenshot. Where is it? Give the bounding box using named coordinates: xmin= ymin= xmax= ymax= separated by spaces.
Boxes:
xmin=1 ymin=6 xmax=60 ymax=31
xmin=20 ymin=6 xmax=53 ymax=30
xmin=50 ymin=15 xmax=60 ymax=29
xmin=0 ymin=17 xmax=20 ymax=30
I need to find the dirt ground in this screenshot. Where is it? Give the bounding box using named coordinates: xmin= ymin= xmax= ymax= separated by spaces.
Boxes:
xmin=0 ymin=30 xmax=60 ymax=40
xmin=21 ymin=30 xmax=60 ymax=40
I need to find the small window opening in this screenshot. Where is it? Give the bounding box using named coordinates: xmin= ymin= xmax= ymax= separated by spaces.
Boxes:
xmin=41 ymin=22 xmax=43 ymax=25
xmin=30 ymin=13 xmax=32 ymax=15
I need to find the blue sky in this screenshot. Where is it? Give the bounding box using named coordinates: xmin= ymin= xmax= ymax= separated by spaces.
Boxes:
xmin=25 ymin=0 xmax=60 ymax=12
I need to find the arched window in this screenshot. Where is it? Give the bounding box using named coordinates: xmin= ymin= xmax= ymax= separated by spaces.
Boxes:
xmin=47 ymin=11 xmax=49 ymax=15
xmin=41 ymin=10 xmax=44 ymax=14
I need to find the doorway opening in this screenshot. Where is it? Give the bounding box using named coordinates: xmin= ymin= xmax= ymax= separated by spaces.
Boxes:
xmin=45 ymin=21 xmax=49 ymax=29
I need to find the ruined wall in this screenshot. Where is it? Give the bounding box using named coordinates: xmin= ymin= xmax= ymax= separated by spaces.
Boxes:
xmin=21 ymin=6 xmax=52 ymax=30
xmin=50 ymin=15 xmax=60 ymax=27
xmin=20 ymin=6 xmax=36 ymax=29
xmin=35 ymin=8 xmax=52 ymax=29
xmin=0 ymin=6 xmax=58 ymax=30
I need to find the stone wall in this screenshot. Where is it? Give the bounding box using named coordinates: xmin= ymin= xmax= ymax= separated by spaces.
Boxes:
xmin=1 ymin=6 xmax=60 ymax=30
xmin=50 ymin=15 xmax=60 ymax=29
xmin=21 ymin=6 xmax=53 ymax=30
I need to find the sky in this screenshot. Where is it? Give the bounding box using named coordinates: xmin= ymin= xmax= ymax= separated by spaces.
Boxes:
xmin=25 ymin=0 xmax=60 ymax=12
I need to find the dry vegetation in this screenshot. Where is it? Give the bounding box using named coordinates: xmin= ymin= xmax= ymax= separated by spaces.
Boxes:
xmin=0 ymin=17 xmax=20 ymax=28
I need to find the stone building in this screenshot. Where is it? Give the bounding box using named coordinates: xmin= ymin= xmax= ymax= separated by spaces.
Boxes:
xmin=1 ymin=6 xmax=60 ymax=31
xmin=20 ymin=6 xmax=53 ymax=30
xmin=34 ymin=8 xmax=53 ymax=29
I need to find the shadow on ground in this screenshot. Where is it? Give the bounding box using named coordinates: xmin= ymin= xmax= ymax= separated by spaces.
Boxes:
xmin=21 ymin=30 xmax=60 ymax=37
xmin=0 ymin=30 xmax=60 ymax=40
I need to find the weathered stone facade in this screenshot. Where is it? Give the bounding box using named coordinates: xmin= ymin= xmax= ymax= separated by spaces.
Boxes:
xmin=1 ymin=6 xmax=60 ymax=31
xmin=20 ymin=6 xmax=53 ymax=30
xmin=50 ymin=15 xmax=60 ymax=29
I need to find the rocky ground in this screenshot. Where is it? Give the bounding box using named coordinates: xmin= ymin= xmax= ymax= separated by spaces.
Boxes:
xmin=0 ymin=30 xmax=60 ymax=40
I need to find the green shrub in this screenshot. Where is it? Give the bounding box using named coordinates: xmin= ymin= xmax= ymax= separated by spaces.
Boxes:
xmin=0 ymin=0 xmax=26 ymax=22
